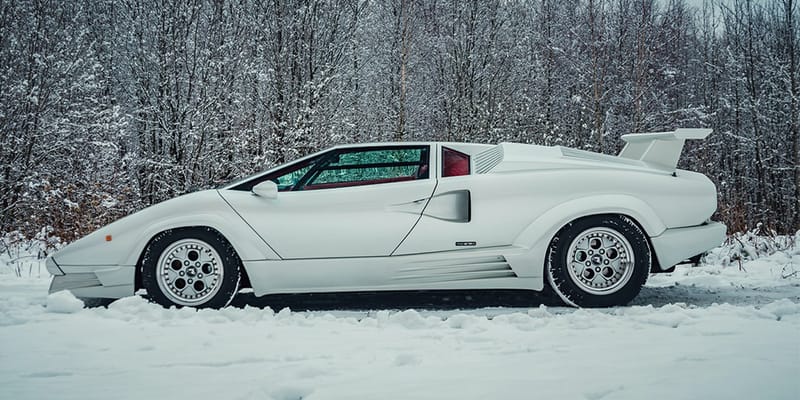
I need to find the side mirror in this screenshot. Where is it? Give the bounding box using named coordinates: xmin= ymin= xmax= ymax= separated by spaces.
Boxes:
xmin=252 ymin=181 xmax=278 ymax=199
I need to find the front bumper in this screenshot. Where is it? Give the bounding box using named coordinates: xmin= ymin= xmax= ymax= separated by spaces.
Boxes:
xmin=47 ymin=259 xmax=136 ymax=299
xmin=650 ymin=221 xmax=727 ymax=270
xmin=45 ymin=256 xmax=64 ymax=275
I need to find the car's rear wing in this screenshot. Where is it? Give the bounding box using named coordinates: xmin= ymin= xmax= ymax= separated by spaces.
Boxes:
xmin=618 ymin=128 xmax=712 ymax=172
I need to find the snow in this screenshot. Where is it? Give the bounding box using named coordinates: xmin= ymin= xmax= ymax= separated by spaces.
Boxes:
xmin=1 ymin=242 xmax=799 ymax=400
xmin=45 ymin=291 xmax=84 ymax=314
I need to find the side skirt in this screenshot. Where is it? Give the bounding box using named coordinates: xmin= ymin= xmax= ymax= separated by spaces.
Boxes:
xmin=243 ymin=247 xmax=545 ymax=297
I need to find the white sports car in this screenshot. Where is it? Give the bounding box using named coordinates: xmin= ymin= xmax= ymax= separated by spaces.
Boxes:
xmin=47 ymin=128 xmax=726 ymax=308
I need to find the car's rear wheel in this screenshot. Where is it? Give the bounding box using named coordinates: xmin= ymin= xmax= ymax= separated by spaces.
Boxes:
xmin=141 ymin=228 xmax=241 ymax=308
xmin=546 ymin=215 xmax=650 ymax=307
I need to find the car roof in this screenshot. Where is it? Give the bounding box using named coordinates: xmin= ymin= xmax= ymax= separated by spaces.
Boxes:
xmin=329 ymin=141 xmax=493 ymax=149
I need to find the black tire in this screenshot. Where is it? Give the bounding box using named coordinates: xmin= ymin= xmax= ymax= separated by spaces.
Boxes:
xmin=78 ymin=297 xmax=114 ymax=308
xmin=546 ymin=215 xmax=650 ymax=308
xmin=141 ymin=228 xmax=241 ymax=309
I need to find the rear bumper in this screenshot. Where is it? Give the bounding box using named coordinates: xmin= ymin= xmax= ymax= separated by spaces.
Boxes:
xmin=650 ymin=221 xmax=727 ymax=270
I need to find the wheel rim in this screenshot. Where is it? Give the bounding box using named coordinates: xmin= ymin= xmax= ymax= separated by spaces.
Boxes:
xmin=156 ymin=239 xmax=223 ymax=306
xmin=566 ymin=227 xmax=635 ymax=295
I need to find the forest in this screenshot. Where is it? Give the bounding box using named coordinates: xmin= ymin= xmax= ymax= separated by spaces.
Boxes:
xmin=0 ymin=0 xmax=798 ymax=245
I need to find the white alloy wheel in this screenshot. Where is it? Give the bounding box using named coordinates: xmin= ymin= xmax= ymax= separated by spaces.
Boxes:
xmin=566 ymin=228 xmax=635 ymax=295
xmin=156 ymin=239 xmax=224 ymax=306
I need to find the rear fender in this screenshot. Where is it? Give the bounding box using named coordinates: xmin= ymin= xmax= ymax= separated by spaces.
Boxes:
xmin=511 ymin=195 xmax=666 ymax=277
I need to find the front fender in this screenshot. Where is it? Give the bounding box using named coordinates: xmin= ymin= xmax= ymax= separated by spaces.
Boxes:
xmin=53 ymin=190 xmax=280 ymax=268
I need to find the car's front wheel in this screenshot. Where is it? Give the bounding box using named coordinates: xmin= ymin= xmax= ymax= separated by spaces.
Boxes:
xmin=546 ymin=215 xmax=650 ymax=307
xmin=141 ymin=228 xmax=241 ymax=308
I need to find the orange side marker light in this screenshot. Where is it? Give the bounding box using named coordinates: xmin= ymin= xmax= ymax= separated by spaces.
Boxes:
xmin=105 ymin=235 xmax=112 ymax=242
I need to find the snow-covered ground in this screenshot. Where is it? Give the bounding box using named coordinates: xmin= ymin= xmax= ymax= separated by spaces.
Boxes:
xmin=1 ymin=238 xmax=798 ymax=400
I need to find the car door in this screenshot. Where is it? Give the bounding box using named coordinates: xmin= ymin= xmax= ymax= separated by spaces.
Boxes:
xmin=394 ymin=143 xmax=534 ymax=255
xmin=220 ymin=145 xmax=436 ymax=259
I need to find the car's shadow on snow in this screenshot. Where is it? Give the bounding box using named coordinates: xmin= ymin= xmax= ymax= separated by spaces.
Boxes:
xmin=228 ymin=284 xmax=798 ymax=311
xmin=633 ymin=284 xmax=799 ymax=308
xmin=229 ymin=289 xmax=564 ymax=311
xmin=102 ymin=282 xmax=796 ymax=311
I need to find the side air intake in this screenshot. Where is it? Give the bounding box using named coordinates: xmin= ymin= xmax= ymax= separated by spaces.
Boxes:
xmin=393 ymin=255 xmax=516 ymax=283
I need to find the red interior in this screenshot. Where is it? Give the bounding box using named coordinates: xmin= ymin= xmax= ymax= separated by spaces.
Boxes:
xmin=304 ymin=175 xmax=416 ymax=191
xmin=442 ymin=147 xmax=470 ymax=177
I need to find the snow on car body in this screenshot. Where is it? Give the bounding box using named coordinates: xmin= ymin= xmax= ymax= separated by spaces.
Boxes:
xmin=47 ymin=128 xmax=726 ymax=308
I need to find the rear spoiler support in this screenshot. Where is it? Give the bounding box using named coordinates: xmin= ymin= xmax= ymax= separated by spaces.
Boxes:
xmin=618 ymin=128 xmax=712 ymax=172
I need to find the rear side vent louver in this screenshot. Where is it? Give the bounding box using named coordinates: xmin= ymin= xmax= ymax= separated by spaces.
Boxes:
xmin=474 ymin=145 xmax=504 ymax=174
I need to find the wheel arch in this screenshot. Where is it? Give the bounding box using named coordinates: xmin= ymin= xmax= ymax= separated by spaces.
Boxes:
xmin=546 ymin=213 xmax=661 ymax=271
xmin=547 ymin=213 xmax=650 ymax=246
xmin=134 ymin=226 xmax=253 ymax=292
xmin=511 ymin=195 xmax=665 ymax=278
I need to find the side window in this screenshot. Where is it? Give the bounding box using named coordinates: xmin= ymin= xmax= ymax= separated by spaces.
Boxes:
xmin=248 ymin=155 xmax=322 ymax=192
xmin=230 ymin=155 xmax=322 ymax=192
xmin=442 ymin=147 xmax=470 ymax=177
xmin=302 ymin=146 xmax=429 ymax=190
xmin=272 ymin=161 xmax=314 ymax=191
